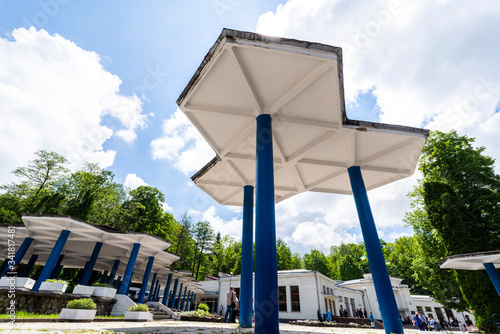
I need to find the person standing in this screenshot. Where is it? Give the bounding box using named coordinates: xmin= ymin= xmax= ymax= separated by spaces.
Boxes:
xmin=317 ymin=308 xmax=323 ymax=322
xmin=370 ymin=311 xmax=378 ymax=329
xmin=231 ymin=295 xmax=239 ymax=323
xmin=326 ymin=309 xmax=332 ymax=322
xmin=224 ymin=287 xmax=236 ymax=323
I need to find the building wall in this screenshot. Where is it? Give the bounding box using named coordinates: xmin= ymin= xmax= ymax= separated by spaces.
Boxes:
xmin=200 ymin=270 xmax=475 ymax=324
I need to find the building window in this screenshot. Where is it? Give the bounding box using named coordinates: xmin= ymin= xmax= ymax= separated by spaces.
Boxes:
xmin=278 ymin=286 xmax=287 ymax=312
xmin=350 ymin=298 xmax=356 ymax=315
xmin=290 ymin=285 xmax=300 ymax=312
xmin=416 ymin=306 xmax=423 ymax=312
xmin=425 ymin=307 xmax=432 ymax=312
xmin=344 ymin=297 xmax=349 ymax=316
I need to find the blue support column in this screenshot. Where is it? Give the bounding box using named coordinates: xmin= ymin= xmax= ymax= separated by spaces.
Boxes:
xmin=99 ymin=270 xmax=109 ymax=283
xmin=162 ymin=273 xmax=173 ymax=306
xmin=181 ymin=286 xmax=187 ymax=309
xmin=114 ymin=276 xmax=122 ymax=289
xmin=21 ymin=254 xmax=38 ymax=277
xmin=118 ymin=243 xmax=141 ymax=295
xmin=49 ymin=255 xmax=65 ymax=279
xmin=176 ymin=283 xmax=183 ymax=309
xmin=108 ymin=260 xmax=120 ymax=285
xmin=348 ymin=166 xmax=403 ymax=334
xmin=184 ymin=291 xmax=191 ymax=311
xmin=149 ymin=272 xmax=157 ymax=302
xmin=255 ymin=114 xmax=279 ymax=334
xmin=186 ymin=291 xmax=192 ymax=311
xmin=240 ymin=185 xmax=254 ymax=328
xmin=80 ymin=242 xmax=103 ymax=285
xmin=138 ymin=257 xmax=155 ymax=304
xmin=153 ymin=280 xmax=160 ymax=301
xmin=155 ymin=283 xmax=161 ymax=301
xmin=1 ymin=237 xmax=34 ymax=277
xmin=170 ymin=279 xmax=179 ymax=308
xmin=484 ymin=263 xmax=500 ymax=297
xmin=192 ymin=293 xmax=197 ymax=309
xmin=33 ymin=230 xmax=70 ymax=292
xmin=125 ymin=272 xmax=134 ymax=295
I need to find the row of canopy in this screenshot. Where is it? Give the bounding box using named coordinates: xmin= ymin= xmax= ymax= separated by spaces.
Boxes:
xmin=0 ymin=214 xmax=203 ymax=294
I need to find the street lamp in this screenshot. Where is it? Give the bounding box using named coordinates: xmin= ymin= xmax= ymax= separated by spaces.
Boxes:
xmin=230 ymin=271 xmax=233 ymax=288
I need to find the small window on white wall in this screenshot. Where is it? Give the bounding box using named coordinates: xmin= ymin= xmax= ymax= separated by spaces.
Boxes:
xmin=290 ymin=285 xmax=300 ymax=312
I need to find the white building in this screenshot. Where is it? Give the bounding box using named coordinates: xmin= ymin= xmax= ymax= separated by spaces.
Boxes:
xmin=197 ymin=270 xmax=474 ymax=324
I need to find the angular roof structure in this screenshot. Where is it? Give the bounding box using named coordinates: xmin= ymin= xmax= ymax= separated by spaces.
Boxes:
xmin=1 ymin=215 xmax=202 ymax=291
xmin=178 ymin=29 xmax=429 ymax=206
xmin=439 ymin=250 xmax=500 ymax=270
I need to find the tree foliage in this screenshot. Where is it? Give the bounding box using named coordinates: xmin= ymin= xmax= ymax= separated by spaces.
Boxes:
xmin=405 ymin=130 xmax=500 ymax=332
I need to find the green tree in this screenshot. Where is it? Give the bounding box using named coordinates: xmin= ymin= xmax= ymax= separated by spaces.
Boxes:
xmin=191 ymin=221 xmax=215 ymax=280
xmin=303 ymin=249 xmax=329 ymax=276
xmin=169 ymin=213 xmax=194 ymax=270
xmin=290 ymin=253 xmax=303 ymax=269
xmin=405 ymin=130 xmax=500 ymax=332
xmin=276 ymin=239 xmax=293 ymax=270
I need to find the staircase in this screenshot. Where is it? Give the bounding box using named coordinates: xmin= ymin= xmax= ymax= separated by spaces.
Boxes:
xmin=148 ymin=305 xmax=172 ymax=321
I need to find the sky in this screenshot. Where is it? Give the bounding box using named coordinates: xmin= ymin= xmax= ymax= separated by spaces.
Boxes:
xmin=1 ymin=0 xmax=499 ymax=256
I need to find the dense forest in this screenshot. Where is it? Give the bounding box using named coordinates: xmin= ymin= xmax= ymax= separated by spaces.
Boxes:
xmin=1 ymin=130 xmax=499 ymax=331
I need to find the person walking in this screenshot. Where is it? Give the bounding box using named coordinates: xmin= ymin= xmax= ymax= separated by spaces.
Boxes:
xmin=370 ymin=311 xmax=378 ymax=329
xmin=317 ymin=308 xmax=323 ymax=322
xmin=224 ymin=287 xmax=236 ymax=323
xmin=326 ymin=309 xmax=332 ymax=322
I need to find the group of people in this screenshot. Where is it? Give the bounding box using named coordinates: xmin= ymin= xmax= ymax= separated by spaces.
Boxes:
xmin=223 ymin=286 xmax=239 ymax=323
xmin=413 ymin=311 xmax=474 ymax=332
xmin=316 ymin=307 xmax=370 ymax=322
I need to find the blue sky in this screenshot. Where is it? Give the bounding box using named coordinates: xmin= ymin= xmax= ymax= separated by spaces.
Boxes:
xmin=1 ymin=1 xmax=499 ymax=255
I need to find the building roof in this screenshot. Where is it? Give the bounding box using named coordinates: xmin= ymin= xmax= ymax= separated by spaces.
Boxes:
xmin=439 ymin=250 xmax=500 ymax=270
xmin=178 ymin=28 xmax=429 ymax=206
xmin=0 ymin=215 xmax=206 ymax=292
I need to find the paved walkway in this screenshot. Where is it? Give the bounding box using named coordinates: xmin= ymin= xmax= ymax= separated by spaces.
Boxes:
xmin=0 ymin=320 xmax=424 ymax=333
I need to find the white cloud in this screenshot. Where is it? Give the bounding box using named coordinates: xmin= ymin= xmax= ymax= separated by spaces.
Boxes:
xmin=150 ymin=109 xmax=214 ymax=175
xmin=162 ymin=202 xmax=173 ymax=212
xmin=255 ymin=0 xmax=500 ymax=254
xmin=0 ymin=27 xmax=147 ymax=185
xmin=202 ymin=206 xmax=242 ymax=240
xmin=124 ymin=173 xmax=148 ymax=190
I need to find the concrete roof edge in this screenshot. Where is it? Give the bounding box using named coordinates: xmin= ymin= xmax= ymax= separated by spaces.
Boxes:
xmin=21 ymin=213 xmax=174 ymax=247
xmin=344 ymin=119 xmax=430 ymax=137
xmin=438 ymin=250 xmax=500 ymax=267
xmin=176 ymin=28 xmax=344 ymax=107
xmin=191 ymin=155 xmax=220 ymax=183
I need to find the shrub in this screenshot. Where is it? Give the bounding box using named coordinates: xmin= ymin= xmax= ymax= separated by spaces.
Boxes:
xmin=197 ymin=303 xmax=209 ymax=312
xmin=92 ymin=282 xmax=113 ymax=288
xmin=45 ymin=279 xmax=67 ymax=283
xmin=128 ymin=304 xmax=149 ymax=312
xmin=66 ymin=298 xmax=96 ymax=310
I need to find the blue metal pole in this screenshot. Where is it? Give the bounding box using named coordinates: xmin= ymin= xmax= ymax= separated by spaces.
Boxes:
xmin=114 ymin=276 xmax=122 ymax=289
xmin=125 ymin=272 xmax=134 ymax=295
xmin=170 ymin=279 xmax=179 ymax=308
xmin=184 ymin=291 xmax=191 ymax=311
xmin=484 ymin=263 xmax=500 ymax=297
xmin=108 ymin=259 xmax=120 ymax=285
xmin=33 ymin=230 xmax=70 ymax=292
xmin=186 ymin=291 xmax=192 ymax=311
xmin=118 ymin=243 xmax=140 ymax=295
xmin=49 ymin=254 xmax=65 ymax=279
xmin=348 ymin=166 xmax=403 ymax=334
xmin=181 ymin=286 xmax=187 ymax=309
xmin=176 ymin=283 xmax=184 ymax=309
xmin=162 ymin=273 xmax=173 ymax=306
xmin=240 ymin=185 xmax=254 ymax=328
xmin=153 ymin=280 xmax=160 ymax=301
xmin=21 ymin=254 xmax=38 ymax=277
xmin=1 ymin=237 xmax=35 ymax=277
xmin=255 ymin=114 xmax=279 ymax=334
xmin=138 ymin=257 xmax=155 ymax=304
xmin=156 ymin=283 xmax=162 ymax=301
xmin=99 ymin=270 xmax=109 ymax=283
xmin=80 ymin=242 xmax=103 ymax=285
xmin=149 ymin=272 xmax=157 ymax=301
